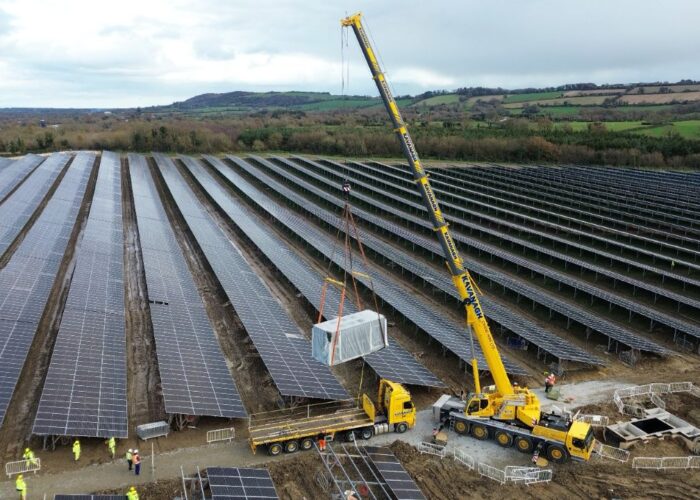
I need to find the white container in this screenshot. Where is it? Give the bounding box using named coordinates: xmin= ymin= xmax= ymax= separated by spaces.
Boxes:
xmin=312 ymin=310 xmax=388 ymax=366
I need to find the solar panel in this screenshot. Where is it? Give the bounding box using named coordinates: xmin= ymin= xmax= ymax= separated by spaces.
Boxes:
xmin=154 ymin=154 xmax=347 ymax=400
xmin=207 ymin=467 xmax=279 ymax=499
xmin=128 ymin=153 xmax=246 ymax=418
xmin=0 ymin=152 xmax=93 ymax=427
xmin=362 ymin=446 xmax=425 ymax=500
xmin=0 ymin=154 xmax=44 ymax=203
xmin=185 ymin=155 xmax=443 ymax=388
xmin=0 ymin=153 xmax=70 ymax=257
xmin=269 ymin=156 xmax=668 ymax=355
xmin=217 ymin=156 xmax=526 ymax=375
xmin=33 ymin=151 xmax=127 ymax=439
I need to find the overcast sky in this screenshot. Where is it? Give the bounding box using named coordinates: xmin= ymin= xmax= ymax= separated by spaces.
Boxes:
xmin=0 ymin=0 xmax=698 ymax=108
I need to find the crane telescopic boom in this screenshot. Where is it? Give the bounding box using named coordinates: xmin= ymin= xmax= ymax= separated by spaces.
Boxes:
xmin=340 ymin=12 xmax=511 ymax=396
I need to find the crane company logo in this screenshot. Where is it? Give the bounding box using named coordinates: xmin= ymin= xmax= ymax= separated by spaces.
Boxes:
xmin=463 ymin=276 xmax=483 ymax=319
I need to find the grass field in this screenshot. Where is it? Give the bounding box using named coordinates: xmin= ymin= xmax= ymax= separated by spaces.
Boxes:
xmin=553 ymin=120 xmax=700 ymax=139
xmin=502 ymin=91 xmax=562 ymax=103
xmin=414 ymin=94 xmax=461 ymax=106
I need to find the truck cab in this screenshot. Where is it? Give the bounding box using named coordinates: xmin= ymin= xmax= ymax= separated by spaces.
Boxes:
xmin=378 ymin=379 xmax=416 ymax=432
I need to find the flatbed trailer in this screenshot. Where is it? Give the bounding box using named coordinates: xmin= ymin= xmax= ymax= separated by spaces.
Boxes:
xmin=249 ymin=396 xmax=389 ymax=455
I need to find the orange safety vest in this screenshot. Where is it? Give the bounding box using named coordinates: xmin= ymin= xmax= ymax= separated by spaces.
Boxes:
xmin=133 ymin=453 xmax=141 ymax=465
xmin=546 ymin=374 xmax=556 ymax=385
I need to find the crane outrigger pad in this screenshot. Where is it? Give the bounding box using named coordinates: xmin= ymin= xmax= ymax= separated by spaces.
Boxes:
xmin=312 ymin=310 xmax=388 ymax=366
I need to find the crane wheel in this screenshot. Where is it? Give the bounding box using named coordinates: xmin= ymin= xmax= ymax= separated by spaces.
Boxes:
xmin=453 ymin=421 xmax=469 ymax=435
xmin=268 ymin=443 xmax=283 ymax=456
xmin=514 ymin=436 xmax=533 ymax=453
xmin=395 ymin=422 xmax=408 ymax=434
xmin=470 ymin=424 xmax=488 ymax=440
xmin=546 ymin=444 xmax=569 ymax=463
xmin=495 ymin=430 xmax=513 ymax=447
xmin=284 ymin=440 xmax=299 ymax=453
xmin=300 ymin=438 xmax=314 ymax=451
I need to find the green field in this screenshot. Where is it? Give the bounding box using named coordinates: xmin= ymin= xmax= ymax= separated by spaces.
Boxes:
xmin=552 ymin=120 xmax=700 ymax=139
xmin=502 ymin=91 xmax=562 ymax=104
xmin=414 ymin=94 xmax=461 ymax=106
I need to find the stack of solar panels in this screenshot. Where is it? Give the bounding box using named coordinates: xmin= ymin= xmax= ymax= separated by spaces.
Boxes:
xmin=0 ymin=153 xmax=69 ymax=256
xmin=0 ymin=154 xmax=44 ymax=202
xmin=128 ymin=154 xmax=246 ymax=418
xmin=207 ymin=467 xmax=279 ymax=499
xmin=182 ymin=155 xmax=443 ymax=388
xmin=33 ymin=151 xmax=127 ymax=438
xmin=362 ymin=445 xmax=426 ymax=499
xmin=154 ymin=154 xmax=348 ymax=400
xmin=0 ymin=152 xmax=93 ymax=426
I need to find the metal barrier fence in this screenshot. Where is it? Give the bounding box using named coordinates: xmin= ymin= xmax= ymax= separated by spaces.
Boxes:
xmin=632 ymin=456 xmax=700 ymax=470
xmin=477 ymin=463 xmax=506 ymax=484
xmin=613 ymin=382 xmax=700 ymax=416
xmin=417 ymin=441 xmax=447 ymax=458
xmin=5 ymin=458 xmax=41 ymax=477
xmin=453 ymin=449 xmax=475 ymax=470
xmin=206 ymin=427 xmax=236 ymax=444
xmin=504 ymin=466 xmax=553 ymax=485
xmin=593 ymin=441 xmax=630 ymax=463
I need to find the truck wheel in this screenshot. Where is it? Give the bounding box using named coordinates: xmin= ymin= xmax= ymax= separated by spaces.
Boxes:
xmin=395 ymin=422 xmax=408 ymax=434
xmin=514 ymin=436 xmax=533 ymax=453
xmin=344 ymin=431 xmax=356 ymax=442
xmin=546 ymin=444 xmax=569 ymax=463
xmin=284 ymin=440 xmax=299 ymax=453
xmin=470 ymin=424 xmax=488 ymax=440
xmin=300 ymin=438 xmax=314 ymax=451
xmin=495 ymin=430 xmax=513 ymax=447
xmin=360 ymin=428 xmax=373 ymax=440
xmin=453 ymin=421 xmax=469 ymax=435
xmin=268 ymin=443 xmax=283 ymax=456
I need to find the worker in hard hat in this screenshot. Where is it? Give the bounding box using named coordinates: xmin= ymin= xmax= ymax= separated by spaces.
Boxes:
xmin=72 ymin=439 xmax=81 ymax=461
xmin=15 ymin=473 xmax=26 ymax=500
xmin=126 ymin=448 xmax=133 ymax=471
xmin=127 ymin=486 xmax=140 ymax=500
xmin=133 ymin=449 xmax=141 ymax=476
xmin=22 ymin=447 xmax=37 ymax=467
xmin=544 ymin=372 xmax=556 ymax=393
xmin=106 ymin=436 xmax=116 ymax=458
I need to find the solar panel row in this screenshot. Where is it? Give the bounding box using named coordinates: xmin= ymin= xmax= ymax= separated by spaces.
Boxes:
xmin=355 ymin=160 xmax=700 ymax=313
xmin=219 ymin=156 xmax=526 ymax=375
xmin=155 ymin=154 xmax=348 ymax=400
xmin=0 ymin=154 xmax=44 ymax=203
xmin=0 ymin=152 xmax=94 ymax=426
xmin=0 ymin=153 xmax=70 ymax=257
xmin=207 ymin=466 xmax=279 ymax=499
xmin=234 ymin=156 xmax=599 ymax=366
xmin=362 ymin=445 xmax=426 ymax=500
xmin=427 ymin=163 xmax=700 ymax=240
xmin=273 ymin=156 xmax=668 ymax=354
xmin=187 ymin=155 xmax=444 ymax=387
xmin=33 ymin=151 xmax=128 ymax=439
xmin=128 ymin=153 xmax=246 ymax=418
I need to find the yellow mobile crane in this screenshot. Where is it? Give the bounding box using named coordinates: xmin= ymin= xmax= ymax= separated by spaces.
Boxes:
xmin=341 ymin=12 xmax=595 ymax=463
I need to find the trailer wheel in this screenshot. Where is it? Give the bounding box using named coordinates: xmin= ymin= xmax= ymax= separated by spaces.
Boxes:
xmin=495 ymin=430 xmax=513 ymax=447
xmin=344 ymin=431 xmax=356 ymax=442
xmin=546 ymin=443 xmax=569 ymax=463
xmin=453 ymin=421 xmax=469 ymax=435
xmin=360 ymin=428 xmax=373 ymax=440
xmin=514 ymin=436 xmax=533 ymax=453
xmin=300 ymin=438 xmax=314 ymax=451
xmin=395 ymin=422 xmax=408 ymax=434
xmin=471 ymin=424 xmax=488 ymax=440
xmin=268 ymin=443 xmax=283 ymax=456
xmin=284 ymin=440 xmax=299 ymax=453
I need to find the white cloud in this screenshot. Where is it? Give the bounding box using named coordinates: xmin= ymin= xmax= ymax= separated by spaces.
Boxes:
xmin=0 ymin=0 xmax=698 ymax=107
